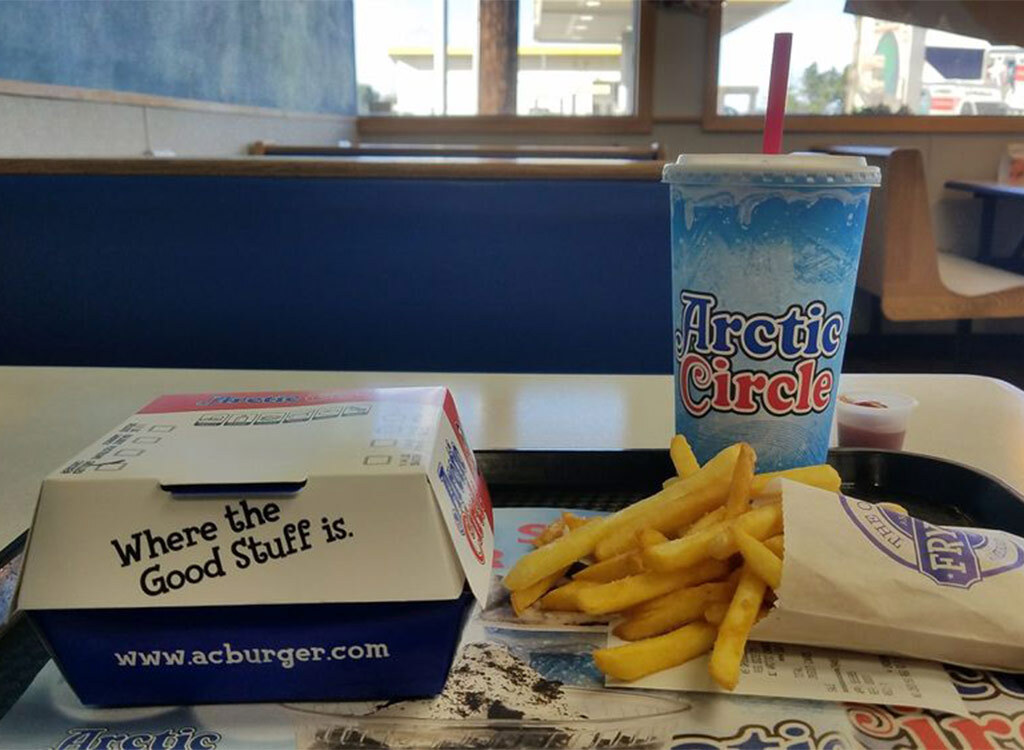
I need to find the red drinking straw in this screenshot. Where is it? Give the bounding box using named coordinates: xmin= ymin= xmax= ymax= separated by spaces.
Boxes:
xmin=762 ymin=32 xmax=793 ymax=155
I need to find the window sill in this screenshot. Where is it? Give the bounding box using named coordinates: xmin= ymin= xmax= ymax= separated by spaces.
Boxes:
xmin=357 ymin=115 xmax=654 ymax=136
xmin=702 ymin=114 xmax=1024 ymax=134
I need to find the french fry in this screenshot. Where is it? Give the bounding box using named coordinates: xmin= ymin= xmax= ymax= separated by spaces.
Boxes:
xmin=629 ymin=577 xmax=736 ymax=618
xmin=734 ymin=528 xmax=783 ymax=589
xmin=509 ymin=437 xmax=865 ymax=692
xmin=752 ymin=493 xmax=782 ymax=507
xmin=572 ymin=550 xmax=644 ymax=582
xmin=642 ymin=521 xmax=727 ymax=572
xmin=638 ymin=528 xmax=670 ymax=548
xmin=750 ymin=464 xmax=841 ymax=495
xmin=877 ymin=502 xmax=908 ymax=515
xmin=678 ymin=506 xmax=726 ymax=538
xmin=594 ymin=485 xmax=727 ymax=561
xmin=576 ymin=559 xmax=730 ymax=615
xmin=709 ymin=566 xmax=768 ymax=690
xmin=736 ymin=504 xmax=783 ymax=535
xmin=532 ymin=517 xmax=566 ymax=548
xmin=703 ymin=601 xmax=729 ymax=625
xmin=562 ymin=513 xmax=591 ymax=530
xmin=505 ymin=445 xmax=741 ymax=590
xmin=592 ymin=444 xmax=741 ymax=561
xmin=762 ymin=534 xmax=784 ymax=557
xmin=708 ymin=503 xmax=784 ymax=560
xmin=594 ymin=621 xmax=717 ymax=682
xmin=504 ymin=516 xmax=611 ymax=591
xmin=539 ymin=580 xmax=598 ymax=612
xmin=614 ymin=581 xmax=736 ymax=641
xmin=670 ymin=434 xmax=701 ymax=479
xmin=724 ymin=443 xmax=756 ymax=519
xmin=511 ymin=566 xmax=570 ymax=616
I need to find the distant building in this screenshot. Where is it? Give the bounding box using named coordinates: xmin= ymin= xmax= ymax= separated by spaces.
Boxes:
xmin=850 ymin=18 xmax=1023 ymax=115
xmin=387 ymin=45 xmax=628 ymax=116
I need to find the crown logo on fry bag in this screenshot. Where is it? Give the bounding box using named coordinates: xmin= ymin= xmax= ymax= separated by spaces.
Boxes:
xmin=841 ymin=497 xmax=1024 ymax=588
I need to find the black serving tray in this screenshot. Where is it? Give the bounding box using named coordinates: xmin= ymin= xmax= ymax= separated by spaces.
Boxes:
xmin=2 ymin=448 xmax=1023 ymax=718
xmin=476 ymin=448 xmax=1024 ymax=534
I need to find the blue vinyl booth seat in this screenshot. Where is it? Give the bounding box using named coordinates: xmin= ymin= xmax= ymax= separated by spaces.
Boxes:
xmin=0 ymin=170 xmax=670 ymax=374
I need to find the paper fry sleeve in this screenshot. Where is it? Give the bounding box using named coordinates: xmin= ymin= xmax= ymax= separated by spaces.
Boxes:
xmin=750 ymin=480 xmax=1024 ymax=672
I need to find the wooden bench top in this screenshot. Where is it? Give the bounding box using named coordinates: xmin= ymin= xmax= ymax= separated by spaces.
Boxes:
xmin=250 ymin=142 xmax=664 ymax=161
xmin=0 ymin=157 xmax=665 ymax=181
xmin=945 ymin=180 xmax=1024 ymax=200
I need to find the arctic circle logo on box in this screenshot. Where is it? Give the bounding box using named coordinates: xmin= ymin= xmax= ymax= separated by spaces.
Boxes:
xmin=840 ymin=496 xmax=1024 ymax=588
xmin=462 ymin=499 xmax=488 ymax=565
xmin=437 ymin=439 xmax=487 ymax=564
xmin=195 ymin=394 xmax=301 ymax=407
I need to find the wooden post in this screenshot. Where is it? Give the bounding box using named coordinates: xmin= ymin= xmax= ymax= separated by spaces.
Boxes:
xmin=433 ymin=0 xmax=449 ymax=115
xmin=478 ymin=0 xmax=518 ymax=115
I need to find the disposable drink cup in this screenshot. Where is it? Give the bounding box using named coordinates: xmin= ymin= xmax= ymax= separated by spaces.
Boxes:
xmin=664 ymin=154 xmax=881 ymax=471
xmin=836 ymin=391 xmax=918 ymax=451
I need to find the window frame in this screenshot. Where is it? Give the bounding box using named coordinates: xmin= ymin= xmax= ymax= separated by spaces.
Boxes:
xmin=702 ymin=2 xmax=1024 ymax=134
xmin=356 ymin=0 xmax=655 ymax=135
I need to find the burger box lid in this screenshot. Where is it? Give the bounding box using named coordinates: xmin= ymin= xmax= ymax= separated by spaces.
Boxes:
xmin=15 ymin=387 xmax=495 ymax=612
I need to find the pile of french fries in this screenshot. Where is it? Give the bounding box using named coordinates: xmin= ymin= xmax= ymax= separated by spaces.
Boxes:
xmin=503 ymin=437 xmax=842 ymax=691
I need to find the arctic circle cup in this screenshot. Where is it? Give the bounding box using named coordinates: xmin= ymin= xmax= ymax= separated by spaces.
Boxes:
xmin=664 ymin=153 xmax=881 ymax=471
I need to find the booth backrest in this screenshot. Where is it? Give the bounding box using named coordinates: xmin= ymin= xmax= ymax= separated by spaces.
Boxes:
xmin=0 ymin=159 xmax=671 ymax=373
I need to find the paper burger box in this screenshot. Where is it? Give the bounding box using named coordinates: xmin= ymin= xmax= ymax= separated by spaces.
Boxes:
xmin=15 ymin=387 xmax=494 ymax=707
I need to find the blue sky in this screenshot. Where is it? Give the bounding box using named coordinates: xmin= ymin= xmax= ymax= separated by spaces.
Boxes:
xmin=719 ymin=0 xmax=856 ymax=92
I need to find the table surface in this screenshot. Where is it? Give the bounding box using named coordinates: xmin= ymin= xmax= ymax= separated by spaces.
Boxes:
xmin=945 ymin=179 xmax=1024 ymax=199
xmin=3 ymin=367 xmax=1024 ymax=552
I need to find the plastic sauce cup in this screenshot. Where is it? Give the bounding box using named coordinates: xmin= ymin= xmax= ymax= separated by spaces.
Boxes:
xmin=836 ymin=391 xmax=918 ymax=451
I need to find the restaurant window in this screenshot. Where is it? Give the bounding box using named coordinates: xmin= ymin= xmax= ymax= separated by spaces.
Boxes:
xmin=354 ymin=0 xmax=649 ymax=129
xmin=710 ymin=0 xmax=1024 ymax=130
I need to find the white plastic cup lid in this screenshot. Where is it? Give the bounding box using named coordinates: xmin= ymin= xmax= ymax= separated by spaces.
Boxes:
xmin=662 ymin=153 xmax=881 ymax=187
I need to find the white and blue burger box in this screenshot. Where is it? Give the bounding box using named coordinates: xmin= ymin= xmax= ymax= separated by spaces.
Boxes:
xmin=14 ymin=387 xmax=495 ymax=707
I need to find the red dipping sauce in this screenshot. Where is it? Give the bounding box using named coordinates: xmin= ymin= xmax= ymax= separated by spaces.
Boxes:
xmin=837 ymin=423 xmax=906 ymax=450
